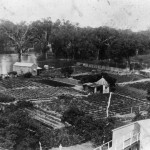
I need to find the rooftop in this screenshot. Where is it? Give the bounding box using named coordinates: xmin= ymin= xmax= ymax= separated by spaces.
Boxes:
xmin=95 ymin=77 xmax=109 ymax=86
xmin=13 ymin=62 xmax=36 ymax=67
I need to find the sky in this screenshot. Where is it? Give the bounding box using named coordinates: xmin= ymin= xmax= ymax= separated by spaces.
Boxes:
xmin=0 ymin=0 xmax=150 ymax=32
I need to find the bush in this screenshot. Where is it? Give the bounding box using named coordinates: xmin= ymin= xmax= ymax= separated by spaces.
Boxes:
xmin=132 ymin=110 xmax=145 ymax=122
xmin=24 ymin=72 xmax=32 ymax=78
xmin=8 ymin=71 xmax=17 ymax=76
xmin=147 ymin=89 xmax=150 ymax=101
xmin=0 ymin=93 xmax=15 ymax=103
xmin=61 ymin=67 xmax=74 ymax=78
xmin=37 ymin=54 xmax=46 ymax=61
xmin=61 ymin=106 xmax=85 ymax=126
xmin=16 ymin=101 xmax=34 ymax=109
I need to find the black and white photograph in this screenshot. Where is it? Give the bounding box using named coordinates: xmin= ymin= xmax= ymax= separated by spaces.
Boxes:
xmin=0 ymin=0 xmax=150 ymax=150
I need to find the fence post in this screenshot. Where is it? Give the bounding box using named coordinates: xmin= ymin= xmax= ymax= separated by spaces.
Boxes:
xmin=122 ymin=136 xmax=124 ymax=149
xmin=139 ymin=106 xmax=140 ymax=112
xmin=129 ymin=132 xmax=132 ymax=146
xmin=131 ymin=107 xmax=132 ymax=114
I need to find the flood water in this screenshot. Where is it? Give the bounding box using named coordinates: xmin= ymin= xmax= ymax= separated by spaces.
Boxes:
xmin=0 ymin=53 xmax=72 ymax=74
xmin=0 ymin=53 xmax=38 ymax=74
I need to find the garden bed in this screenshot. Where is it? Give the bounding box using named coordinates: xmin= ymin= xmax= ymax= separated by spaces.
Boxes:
xmin=0 ymin=78 xmax=48 ymax=89
xmin=33 ymin=79 xmax=74 ymax=87
xmin=0 ymin=92 xmax=15 ymax=103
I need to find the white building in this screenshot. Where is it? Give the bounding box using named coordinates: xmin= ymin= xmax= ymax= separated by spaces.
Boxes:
xmin=94 ymin=119 xmax=150 ymax=150
xmin=13 ymin=62 xmax=38 ymax=76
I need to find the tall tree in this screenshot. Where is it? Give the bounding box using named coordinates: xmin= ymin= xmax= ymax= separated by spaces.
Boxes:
xmin=31 ymin=18 xmax=52 ymax=59
xmin=0 ymin=20 xmax=32 ymax=62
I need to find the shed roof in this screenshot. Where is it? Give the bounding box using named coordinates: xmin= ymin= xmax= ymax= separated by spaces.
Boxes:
xmin=13 ymin=62 xmax=35 ymax=67
xmin=95 ymin=77 xmax=108 ymax=86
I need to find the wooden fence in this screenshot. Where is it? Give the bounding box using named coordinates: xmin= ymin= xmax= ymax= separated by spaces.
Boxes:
xmin=76 ymin=62 xmax=130 ymax=74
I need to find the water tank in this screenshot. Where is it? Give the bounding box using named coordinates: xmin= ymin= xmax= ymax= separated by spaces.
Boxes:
xmin=44 ymin=65 xmax=49 ymax=70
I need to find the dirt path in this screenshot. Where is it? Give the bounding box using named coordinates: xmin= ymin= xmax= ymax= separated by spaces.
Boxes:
xmin=50 ymin=142 xmax=94 ymax=150
xmin=117 ymin=78 xmax=150 ymax=85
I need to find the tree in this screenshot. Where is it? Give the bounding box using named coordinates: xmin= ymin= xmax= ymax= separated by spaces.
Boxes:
xmin=5 ymin=109 xmax=40 ymax=150
xmin=31 ymin=18 xmax=52 ymax=59
xmin=0 ymin=20 xmax=32 ymax=62
xmin=0 ymin=100 xmax=40 ymax=150
xmin=61 ymin=106 xmax=85 ymax=126
xmin=132 ymin=110 xmax=144 ymax=122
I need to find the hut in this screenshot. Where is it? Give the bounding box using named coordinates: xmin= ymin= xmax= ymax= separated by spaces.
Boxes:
xmin=83 ymin=77 xmax=109 ymax=94
xmin=13 ymin=62 xmax=38 ymax=76
xmin=140 ymin=69 xmax=150 ymax=77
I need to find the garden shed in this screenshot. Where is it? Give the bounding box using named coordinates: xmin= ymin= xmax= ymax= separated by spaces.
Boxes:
xmin=83 ymin=77 xmax=109 ymax=94
xmin=13 ymin=62 xmax=38 ymax=76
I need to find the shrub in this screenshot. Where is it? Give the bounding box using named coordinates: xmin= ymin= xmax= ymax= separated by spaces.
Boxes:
xmin=8 ymin=71 xmax=17 ymax=76
xmin=61 ymin=66 xmax=74 ymax=78
xmin=16 ymin=101 xmax=34 ymax=109
xmin=61 ymin=106 xmax=85 ymax=126
xmin=132 ymin=110 xmax=145 ymax=122
xmin=37 ymin=54 xmax=46 ymax=61
xmin=80 ymin=73 xmax=116 ymax=89
xmin=0 ymin=93 xmax=15 ymax=103
xmin=24 ymin=72 xmax=32 ymax=78
xmin=147 ymin=89 xmax=150 ymax=101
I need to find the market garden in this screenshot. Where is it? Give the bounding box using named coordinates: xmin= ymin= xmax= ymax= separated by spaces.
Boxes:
xmin=0 ymin=66 xmax=150 ymax=129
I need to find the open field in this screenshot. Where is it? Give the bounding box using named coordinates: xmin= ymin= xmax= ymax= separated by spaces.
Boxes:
xmin=108 ymin=73 xmax=146 ymax=83
xmin=115 ymin=85 xmax=147 ymax=100
xmin=126 ymin=81 xmax=150 ymax=91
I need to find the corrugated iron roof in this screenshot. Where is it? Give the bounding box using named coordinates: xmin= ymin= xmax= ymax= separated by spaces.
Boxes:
xmin=95 ymin=77 xmax=109 ymax=86
xmin=13 ymin=62 xmax=35 ymax=67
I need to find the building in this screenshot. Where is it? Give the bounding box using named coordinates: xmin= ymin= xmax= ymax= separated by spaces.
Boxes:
xmin=13 ymin=62 xmax=38 ymax=76
xmin=83 ymin=77 xmax=110 ymax=94
xmin=140 ymin=69 xmax=150 ymax=77
xmin=94 ymin=119 xmax=150 ymax=150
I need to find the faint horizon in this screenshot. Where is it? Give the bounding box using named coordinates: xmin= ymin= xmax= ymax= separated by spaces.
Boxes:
xmin=0 ymin=0 xmax=150 ymax=32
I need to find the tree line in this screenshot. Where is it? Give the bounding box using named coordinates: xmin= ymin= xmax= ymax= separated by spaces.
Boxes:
xmin=0 ymin=18 xmax=150 ymax=67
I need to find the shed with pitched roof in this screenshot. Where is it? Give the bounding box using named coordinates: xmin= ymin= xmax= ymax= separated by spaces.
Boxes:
xmin=83 ymin=77 xmax=109 ymax=94
xmin=13 ymin=62 xmax=38 ymax=76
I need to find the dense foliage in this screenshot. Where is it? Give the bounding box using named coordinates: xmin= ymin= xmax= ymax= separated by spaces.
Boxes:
xmin=0 ymin=19 xmax=150 ymax=67
xmin=0 ymin=93 xmax=15 ymax=103
xmin=0 ymin=101 xmax=85 ymax=150
xmin=74 ymin=72 xmax=116 ymax=91
xmin=24 ymin=72 xmax=32 ymax=78
xmin=61 ymin=106 xmax=119 ymax=146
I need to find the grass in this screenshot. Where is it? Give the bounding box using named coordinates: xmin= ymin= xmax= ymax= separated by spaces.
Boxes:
xmin=131 ymin=54 xmax=150 ymax=66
